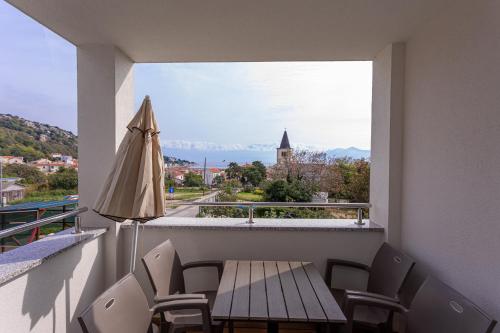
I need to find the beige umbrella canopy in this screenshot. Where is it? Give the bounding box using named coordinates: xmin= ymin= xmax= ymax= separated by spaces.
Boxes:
xmin=94 ymin=95 xmax=165 ymax=271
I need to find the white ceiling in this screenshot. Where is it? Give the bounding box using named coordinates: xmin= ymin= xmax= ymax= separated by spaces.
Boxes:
xmin=7 ymin=0 xmax=450 ymax=62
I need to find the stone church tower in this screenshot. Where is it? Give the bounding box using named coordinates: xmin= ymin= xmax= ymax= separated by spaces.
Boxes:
xmin=276 ymin=130 xmax=292 ymax=164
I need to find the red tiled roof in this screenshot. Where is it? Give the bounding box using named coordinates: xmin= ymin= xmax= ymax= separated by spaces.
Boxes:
xmin=1 ymin=156 xmax=22 ymax=159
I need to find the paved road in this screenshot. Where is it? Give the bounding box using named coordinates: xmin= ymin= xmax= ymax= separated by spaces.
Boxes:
xmin=165 ymin=191 xmax=219 ymax=217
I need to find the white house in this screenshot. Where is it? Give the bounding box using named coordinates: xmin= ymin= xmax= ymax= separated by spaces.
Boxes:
xmin=0 ymin=156 xmax=24 ymax=165
xmin=31 ymin=159 xmax=67 ymax=173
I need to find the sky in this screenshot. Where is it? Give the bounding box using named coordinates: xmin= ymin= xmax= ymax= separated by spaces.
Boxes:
xmin=0 ymin=1 xmax=372 ymax=152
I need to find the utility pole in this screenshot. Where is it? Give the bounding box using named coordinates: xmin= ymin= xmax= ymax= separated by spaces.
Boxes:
xmin=0 ymin=159 xmax=3 ymax=207
xmin=203 ymin=157 xmax=207 ymax=195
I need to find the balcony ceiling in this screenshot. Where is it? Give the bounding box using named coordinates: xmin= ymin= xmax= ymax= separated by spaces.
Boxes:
xmin=7 ymin=0 xmax=450 ymax=62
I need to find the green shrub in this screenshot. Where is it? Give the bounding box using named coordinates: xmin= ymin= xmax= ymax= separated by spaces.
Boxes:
xmin=254 ymin=188 xmax=264 ymax=195
xmin=48 ymin=168 xmax=78 ymax=190
xmin=3 ymin=163 xmax=46 ymax=185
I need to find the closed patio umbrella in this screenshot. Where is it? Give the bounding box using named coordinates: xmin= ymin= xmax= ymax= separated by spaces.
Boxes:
xmin=94 ymin=95 xmax=165 ymax=272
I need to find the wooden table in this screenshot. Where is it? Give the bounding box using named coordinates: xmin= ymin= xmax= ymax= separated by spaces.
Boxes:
xmin=212 ymin=260 xmax=346 ymax=332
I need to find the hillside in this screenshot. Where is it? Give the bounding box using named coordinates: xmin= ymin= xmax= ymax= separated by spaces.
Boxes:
xmin=0 ymin=114 xmax=78 ymax=162
xmin=164 ymin=155 xmax=195 ymax=166
xmin=164 ymin=146 xmax=370 ymax=166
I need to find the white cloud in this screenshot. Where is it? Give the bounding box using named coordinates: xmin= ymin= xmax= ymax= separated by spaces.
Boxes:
xmin=162 ymin=139 xmax=334 ymax=152
xmin=140 ymin=61 xmax=372 ymax=150
xmin=240 ymin=62 xmax=372 ymax=149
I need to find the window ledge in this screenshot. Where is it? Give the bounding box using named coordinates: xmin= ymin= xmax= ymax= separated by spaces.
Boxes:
xmin=122 ymin=217 xmax=384 ymax=232
xmin=0 ymin=227 xmax=107 ymax=286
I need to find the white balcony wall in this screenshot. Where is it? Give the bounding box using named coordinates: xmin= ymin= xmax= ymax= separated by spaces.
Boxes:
xmin=77 ymin=45 xmax=134 ymax=286
xmin=118 ymin=221 xmax=384 ymax=302
xmin=0 ymin=236 xmax=105 ymax=333
xmin=370 ymin=43 xmax=405 ymax=248
xmin=401 ymin=0 xmax=500 ymax=325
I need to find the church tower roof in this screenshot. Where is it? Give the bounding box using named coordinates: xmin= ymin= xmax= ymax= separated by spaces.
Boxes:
xmin=279 ymin=130 xmax=291 ymax=149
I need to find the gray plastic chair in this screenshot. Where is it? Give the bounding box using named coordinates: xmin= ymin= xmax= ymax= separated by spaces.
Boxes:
xmin=142 ymin=239 xmax=224 ymax=333
xmin=78 ymin=273 xmax=214 ymax=333
xmin=325 ymin=243 xmax=415 ymax=331
xmin=344 ymin=277 xmax=497 ymax=333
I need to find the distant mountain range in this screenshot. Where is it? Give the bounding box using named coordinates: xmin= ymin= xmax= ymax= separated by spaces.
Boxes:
xmin=163 ymin=144 xmax=370 ymax=167
xmin=326 ymin=147 xmax=371 ymax=160
xmin=0 ymin=114 xmax=370 ymax=167
xmin=164 ymin=155 xmax=195 ymax=166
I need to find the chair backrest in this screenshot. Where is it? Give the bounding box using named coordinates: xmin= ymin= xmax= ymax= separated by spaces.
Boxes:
xmin=397 ymin=264 xmax=428 ymax=308
xmin=78 ymin=274 xmax=152 ymax=333
xmin=367 ymin=243 xmax=415 ymax=298
xmin=407 ymin=277 xmax=497 ymax=333
xmin=142 ymin=239 xmax=186 ymax=298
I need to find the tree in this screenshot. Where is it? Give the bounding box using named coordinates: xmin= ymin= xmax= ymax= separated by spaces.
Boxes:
xmin=263 ymin=180 xmax=288 ymax=202
xmin=349 ymin=159 xmax=370 ymax=202
xmin=48 ymin=167 xmax=78 ymax=190
xmin=287 ymin=179 xmax=317 ymax=202
xmin=268 ymin=150 xmax=326 ymax=186
xmin=264 ymin=179 xmax=317 ymax=202
xmin=2 ymin=144 xmax=45 ymax=162
xmin=3 ymin=163 xmax=46 ymax=185
xmin=320 ymin=157 xmax=370 ymax=202
xmin=164 ymin=173 xmax=175 ymax=188
xmin=241 ymin=166 xmax=263 ymax=187
xmin=183 ymin=172 xmax=203 ymax=187
xmin=213 ymin=174 xmax=224 ymax=187
xmin=251 ymin=161 xmax=267 ymax=179
xmin=222 ymin=178 xmax=241 ymax=194
xmin=225 ymin=162 xmax=242 ymax=180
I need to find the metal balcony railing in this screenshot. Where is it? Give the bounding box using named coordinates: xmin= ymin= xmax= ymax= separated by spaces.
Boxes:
xmin=177 ymin=202 xmax=370 ymax=225
xmin=0 ymin=206 xmax=88 ymax=241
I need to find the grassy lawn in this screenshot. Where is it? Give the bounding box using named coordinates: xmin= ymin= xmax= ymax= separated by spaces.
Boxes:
xmin=236 ymin=192 xmax=264 ymax=202
xmin=167 ymin=187 xmax=207 ymax=201
xmin=11 ymin=189 xmax=76 ymax=204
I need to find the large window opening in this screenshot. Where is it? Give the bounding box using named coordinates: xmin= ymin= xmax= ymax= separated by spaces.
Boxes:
xmin=135 ymin=62 xmax=372 ymax=219
xmin=0 ymin=2 xmax=77 ymax=251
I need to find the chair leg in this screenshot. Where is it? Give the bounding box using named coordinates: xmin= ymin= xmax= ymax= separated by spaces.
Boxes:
xmin=267 ymin=321 xmax=279 ymax=333
xmin=315 ymin=323 xmax=331 ymax=333
xmin=228 ymin=321 xmax=234 ymax=333
xmin=170 ymin=325 xmax=185 ymax=333
xmin=215 ymin=322 xmax=225 ymax=333
xmin=159 ymin=313 xmax=169 ymax=333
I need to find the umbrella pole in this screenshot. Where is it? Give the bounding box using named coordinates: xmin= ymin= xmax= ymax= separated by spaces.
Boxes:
xmin=129 ymin=220 xmax=140 ymax=272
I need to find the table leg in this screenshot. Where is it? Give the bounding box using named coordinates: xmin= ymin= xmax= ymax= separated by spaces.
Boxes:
xmin=326 ymin=323 xmax=345 ymax=333
xmin=267 ymin=321 xmax=279 ymax=333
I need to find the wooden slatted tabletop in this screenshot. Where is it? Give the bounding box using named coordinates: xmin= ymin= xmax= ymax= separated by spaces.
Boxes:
xmin=212 ymin=260 xmax=346 ymax=324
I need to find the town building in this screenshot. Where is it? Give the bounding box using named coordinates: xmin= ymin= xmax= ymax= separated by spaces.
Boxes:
xmin=61 ymin=155 xmax=73 ymax=165
xmin=30 ymin=157 xmax=78 ymax=173
xmin=203 ymin=167 xmax=224 ymax=186
xmin=31 ymin=159 xmax=67 ymax=173
xmin=0 ymin=178 xmax=25 ymax=204
xmin=0 ymin=156 xmax=24 ymax=165
xmin=276 ymin=130 xmax=292 ymax=164
xmin=52 ymin=154 xmax=74 ymax=165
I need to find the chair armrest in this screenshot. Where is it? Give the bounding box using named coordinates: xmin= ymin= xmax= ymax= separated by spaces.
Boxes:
xmin=342 ymin=290 xmax=399 ymax=309
xmin=182 ymin=260 xmax=224 ymax=282
xmin=152 ymin=299 xmax=212 ymax=333
xmin=344 ymin=290 xmax=399 ymax=303
xmin=154 ymin=293 xmax=206 ymax=303
xmin=325 ymin=259 xmax=370 ymax=287
xmin=343 ymin=295 xmax=408 ymax=333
